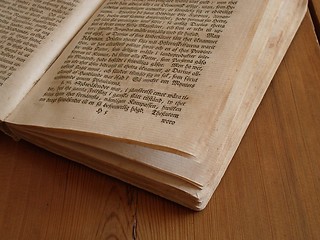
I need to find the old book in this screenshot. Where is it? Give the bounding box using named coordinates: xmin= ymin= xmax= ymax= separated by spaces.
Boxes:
xmin=0 ymin=0 xmax=307 ymax=210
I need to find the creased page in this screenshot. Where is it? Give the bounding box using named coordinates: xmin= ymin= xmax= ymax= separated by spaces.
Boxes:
xmin=7 ymin=0 xmax=266 ymax=156
xmin=0 ymin=0 xmax=104 ymax=120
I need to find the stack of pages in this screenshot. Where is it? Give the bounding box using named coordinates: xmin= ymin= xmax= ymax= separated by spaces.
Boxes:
xmin=0 ymin=0 xmax=307 ymax=210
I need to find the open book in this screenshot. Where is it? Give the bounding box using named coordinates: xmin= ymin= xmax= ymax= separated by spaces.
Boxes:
xmin=0 ymin=0 xmax=307 ymax=210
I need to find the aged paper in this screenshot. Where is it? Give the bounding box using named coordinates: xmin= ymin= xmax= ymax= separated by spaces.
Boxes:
xmin=0 ymin=0 xmax=103 ymax=120
xmin=7 ymin=0 xmax=266 ymax=156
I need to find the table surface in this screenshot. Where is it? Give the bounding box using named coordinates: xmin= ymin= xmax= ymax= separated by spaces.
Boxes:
xmin=1 ymin=10 xmax=320 ymax=240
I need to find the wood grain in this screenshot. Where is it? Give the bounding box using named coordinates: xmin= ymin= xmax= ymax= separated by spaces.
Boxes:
xmin=0 ymin=12 xmax=319 ymax=240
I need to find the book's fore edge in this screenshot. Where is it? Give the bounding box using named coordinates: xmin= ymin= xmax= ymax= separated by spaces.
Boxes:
xmin=192 ymin=0 xmax=283 ymax=183
xmin=8 ymin=123 xmax=205 ymax=188
xmin=7 ymin=121 xmax=196 ymax=159
xmin=198 ymin=0 xmax=309 ymax=211
xmin=201 ymin=0 xmax=307 ymax=178
xmin=194 ymin=0 xmax=270 ymax=163
xmin=9 ymin=126 xmax=205 ymax=210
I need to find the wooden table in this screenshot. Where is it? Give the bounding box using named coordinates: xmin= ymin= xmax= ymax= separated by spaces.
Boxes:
xmin=1 ymin=11 xmax=319 ymax=240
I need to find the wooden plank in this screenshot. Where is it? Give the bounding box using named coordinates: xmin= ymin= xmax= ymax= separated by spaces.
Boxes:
xmin=0 ymin=12 xmax=319 ymax=240
xmin=0 ymin=135 xmax=137 ymax=239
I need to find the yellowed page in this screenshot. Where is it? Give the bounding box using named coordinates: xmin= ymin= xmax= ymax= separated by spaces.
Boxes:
xmin=0 ymin=0 xmax=104 ymax=120
xmin=7 ymin=0 xmax=307 ymax=210
xmin=9 ymin=0 xmax=300 ymax=187
xmin=7 ymin=0 xmax=268 ymax=156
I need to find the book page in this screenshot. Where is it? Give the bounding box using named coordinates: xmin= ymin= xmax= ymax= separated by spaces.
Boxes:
xmin=7 ymin=0 xmax=267 ymax=156
xmin=5 ymin=0 xmax=307 ymax=210
xmin=0 ymin=0 xmax=104 ymax=120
